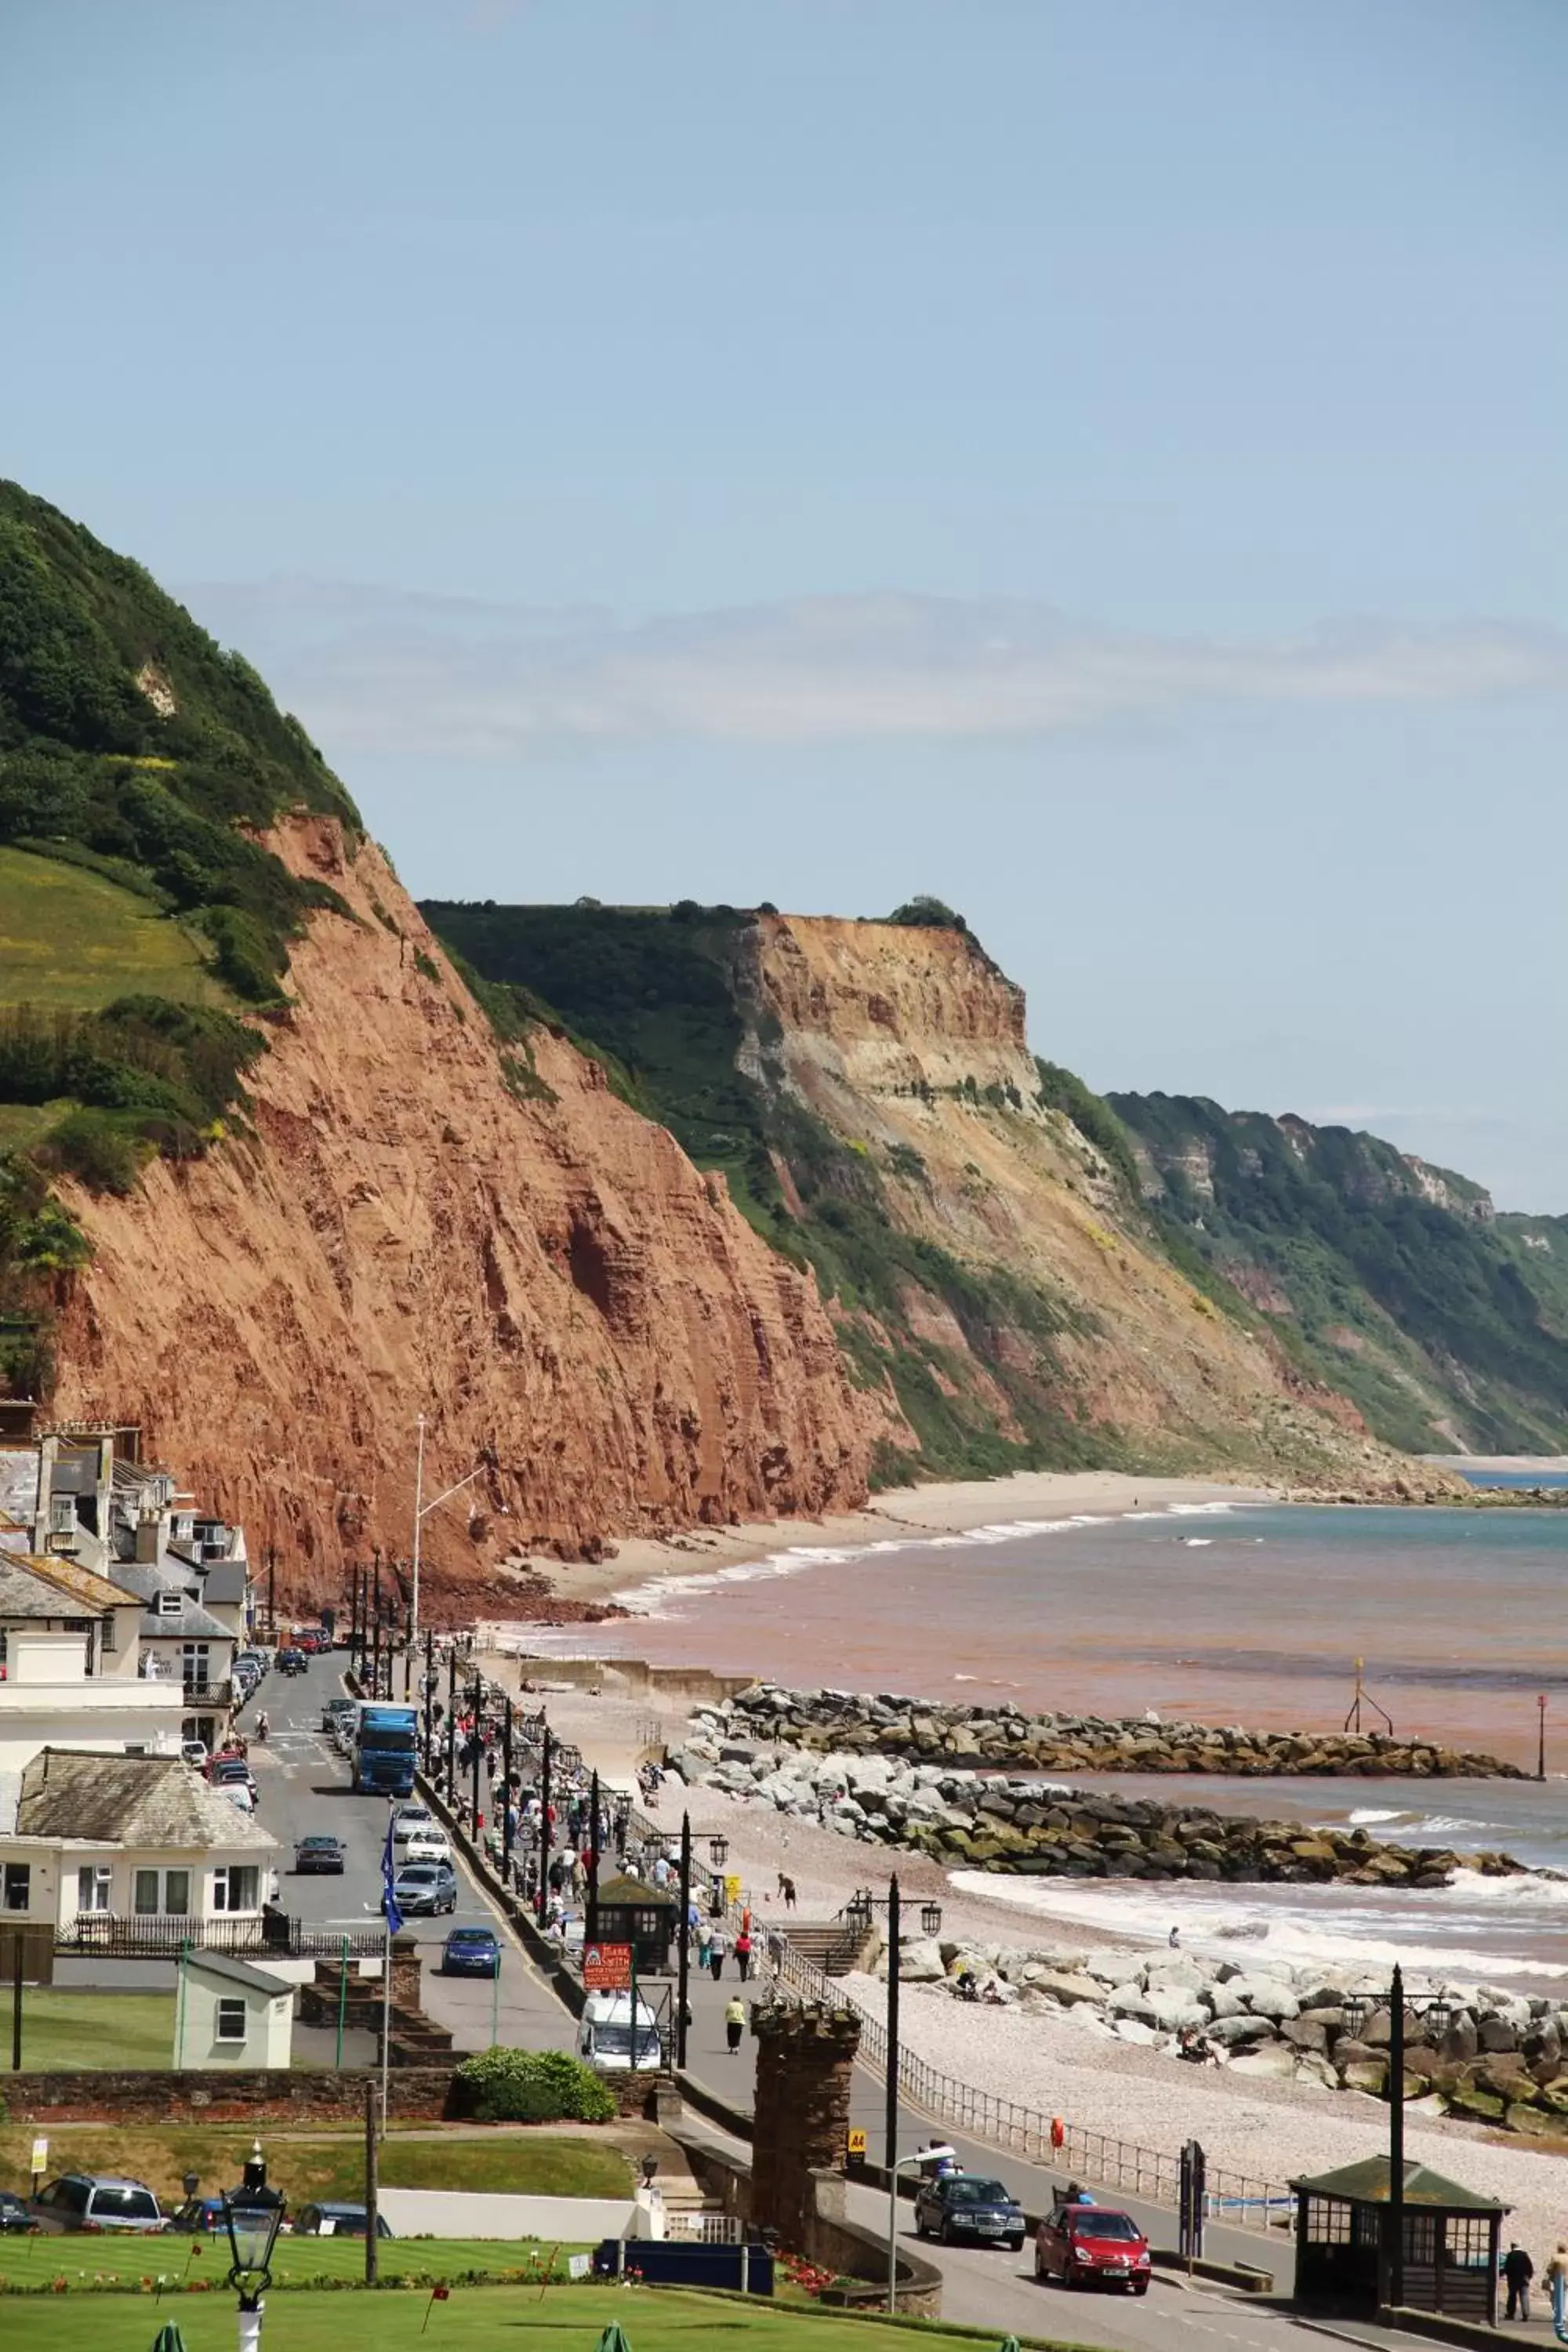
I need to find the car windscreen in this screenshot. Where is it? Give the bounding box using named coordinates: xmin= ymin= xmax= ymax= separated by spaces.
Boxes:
xmin=397 ymin=1867 xmax=438 ymax=1883
xmin=449 ymin=1932 xmax=494 ymax=1947
xmin=594 ymin=2023 xmax=660 ymax=2056
xmin=946 ymin=2180 xmax=1011 ymax=2205
xmin=1073 ymin=2212 xmax=1138 ymax=2240
xmin=91 ymin=2187 xmax=159 ymax=2220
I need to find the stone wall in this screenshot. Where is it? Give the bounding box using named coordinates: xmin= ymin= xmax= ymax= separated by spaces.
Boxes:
xmin=750 ymin=2002 xmax=861 ymax=2256
xmin=0 ymin=2066 xmax=457 ymax=2125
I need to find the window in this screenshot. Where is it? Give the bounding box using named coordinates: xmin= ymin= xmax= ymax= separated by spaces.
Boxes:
xmin=1305 ymin=2199 xmax=1353 ymax=2245
xmin=131 ymin=1867 xmax=190 ymax=1917
xmin=182 ymin=1642 xmax=211 ymax=1688
xmin=133 ymin=1870 xmax=158 ymax=1916
xmin=216 ymin=1998 xmax=248 ymax=2044
xmin=165 ymin=1867 xmax=190 ymax=1915
xmin=2 ymin=1863 xmax=30 ymax=1912
xmin=100 ymin=1613 xmax=116 ymax=1653
xmin=212 ymin=1866 xmax=260 ymax=1914
xmin=76 ymin=1864 xmax=113 ymax=1914
xmin=158 ymin=1591 xmax=183 ymax=1618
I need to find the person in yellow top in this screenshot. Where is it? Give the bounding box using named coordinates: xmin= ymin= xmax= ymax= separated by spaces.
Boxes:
xmin=724 ymin=1994 xmax=747 ymax=2054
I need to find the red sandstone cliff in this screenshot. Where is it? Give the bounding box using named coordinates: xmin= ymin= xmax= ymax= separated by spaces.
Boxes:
xmin=52 ymin=825 xmax=880 ymax=1605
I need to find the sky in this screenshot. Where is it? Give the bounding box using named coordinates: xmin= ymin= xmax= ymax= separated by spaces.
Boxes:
xmin=4 ymin=0 xmax=1565 ymax=1207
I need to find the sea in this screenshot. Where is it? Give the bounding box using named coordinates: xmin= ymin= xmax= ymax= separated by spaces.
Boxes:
xmin=517 ymin=1494 xmax=1568 ymax=1987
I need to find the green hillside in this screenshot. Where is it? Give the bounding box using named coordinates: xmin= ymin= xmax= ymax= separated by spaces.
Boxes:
xmin=0 ymin=481 xmax=363 ymax=1394
xmin=1111 ymin=1091 xmax=1568 ymax=1454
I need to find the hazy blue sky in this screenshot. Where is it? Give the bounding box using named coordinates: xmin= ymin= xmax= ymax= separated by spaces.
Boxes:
xmin=5 ymin=1 xmax=1565 ymax=1205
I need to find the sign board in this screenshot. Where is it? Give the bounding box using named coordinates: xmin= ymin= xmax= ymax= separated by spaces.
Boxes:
xmin=846 ymin=2129 xmax=866 ymax=2160
xmin=583 ymin=1942 xmax=633 ymax=1991
xmin=724 ymin=1873 xmax=742 ymax=1910
xmin=568 ymin=2252 xmax=593 ymax=2280
xmin=31 ymin=2137 xmax=47 ymax=2180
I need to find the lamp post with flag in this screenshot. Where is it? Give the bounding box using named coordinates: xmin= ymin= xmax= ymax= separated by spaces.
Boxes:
xmin=379 ymin=1806 xmax=402 ymax=2138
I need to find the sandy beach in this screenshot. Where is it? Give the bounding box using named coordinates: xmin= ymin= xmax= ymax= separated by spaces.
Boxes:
xmin=499 ymin=1469 xmax=1272 ymax=1610
xmin=477 ymin=1659 xmax=1568 ymax=2264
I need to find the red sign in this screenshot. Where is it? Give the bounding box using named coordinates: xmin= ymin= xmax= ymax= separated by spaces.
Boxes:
xmin=583 ymin=1942 xmax=632 ymax=1990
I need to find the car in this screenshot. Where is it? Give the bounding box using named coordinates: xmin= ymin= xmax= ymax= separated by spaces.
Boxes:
xmin=404 ymin=1828 xmax=452 ymax=1866
xmin=913 ymin=2172 xmax=1025 ymax=2252
xmin=294 ymin=1834 xmax=347 ymax=1875
xmin=294 ymin=2201 xmax=394 ymax=2239
xmin=322 ymin=1695 xmax=357 ymax=1733
xmin=30 ymin=2174 xmax=166 ymax=2234
xmin=441 ymin=1924 xmax=501 ymax=1977
xmin=394 ymin=1860 xmax=458 ymax=1915
xmin=219 ymin=1783 xmax=255 ymax=1814
xmin=1034 ymin=2201 xmax=1151 ymax=2292
xmin=0 ymin=2187 xmax=31 ymax=2233
xmin=294 ymin=1628 xmax=330 ymax=1654
xmin=169 ymin=2194 xmax=229 ymax=2234
xmin=181 ymin=1739 xmax=209 ymax=1768
xmin=276 ymin=1648 xmax=309 ymax=1675
xmin=211 ymin=1761 xmax=257 ymax=1796
xmin=392 ymin=1802 xmax=435 ymax=1844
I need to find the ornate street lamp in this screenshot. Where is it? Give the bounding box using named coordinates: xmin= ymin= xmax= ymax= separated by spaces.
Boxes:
xmin=223 ymin=2140 xmax=285 ymax=2351
xmin=707 ymin=1833 xmax=730 ymax=1870
xmin=920 ymin=1900 xmax=943 ymax=1938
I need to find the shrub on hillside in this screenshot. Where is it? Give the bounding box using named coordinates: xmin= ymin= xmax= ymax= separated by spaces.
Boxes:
xmin=451 ymin=2047 xmax=616 ymax=2125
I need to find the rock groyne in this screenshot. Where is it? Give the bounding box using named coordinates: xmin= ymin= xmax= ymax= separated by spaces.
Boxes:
xmin=717 ymin=1683 xmax=1522 ymax=1779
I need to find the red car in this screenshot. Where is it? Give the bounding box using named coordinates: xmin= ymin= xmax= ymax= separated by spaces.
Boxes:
xmin=1035 ymin=2200 xmax=1151 ymax=2293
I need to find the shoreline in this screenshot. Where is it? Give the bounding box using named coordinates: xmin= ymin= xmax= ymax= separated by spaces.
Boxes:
xmin=495 ymin=1469 xmax=1275 ymax=1610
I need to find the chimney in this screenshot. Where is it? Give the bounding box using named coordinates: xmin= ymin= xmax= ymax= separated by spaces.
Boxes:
xmin=136 ymin=1508 xmax=162 ymax=1565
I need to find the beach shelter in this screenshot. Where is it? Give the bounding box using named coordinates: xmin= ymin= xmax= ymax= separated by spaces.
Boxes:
xmin=591 ymin=1872 xmax=677 ymax=1972
xmin=1290 ymin=2157 xmax=1506 ymax=2323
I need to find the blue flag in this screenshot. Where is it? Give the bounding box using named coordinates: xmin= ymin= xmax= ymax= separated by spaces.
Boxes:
xmin=381 ymin=1812 xmax=402 ymax=1936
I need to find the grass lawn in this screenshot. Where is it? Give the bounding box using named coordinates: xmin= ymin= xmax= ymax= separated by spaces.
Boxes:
xmin=0 ymin=844 xmax=227 ymax=1010
xmin=0 ymin=2281 xmax=1058 ymax=2352
xmin=14 ymin=1990 xmax=176 ymax=2071
xmin=0 ymin=2237 xmax=586 ymax=2292
xmin=0 ymin=2125 xmax=633 ymax=2205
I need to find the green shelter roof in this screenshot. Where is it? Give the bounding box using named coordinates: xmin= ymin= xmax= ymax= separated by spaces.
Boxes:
xmin=1290 ymin=2158 xmax=1507 ymax=2213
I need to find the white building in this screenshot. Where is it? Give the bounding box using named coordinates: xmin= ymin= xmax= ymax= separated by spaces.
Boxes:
xmin=0 ymin=1745 xmax=278 ymax=1936
xmin=0 ymin=1632 xmax=186 ymax=1774
xmin=176 ymin=1951 xmax=295 ymax=2070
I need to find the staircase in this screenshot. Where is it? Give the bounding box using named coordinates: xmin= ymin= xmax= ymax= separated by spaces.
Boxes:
xmin=780 ymin=1918 xmax=876 ymax=1977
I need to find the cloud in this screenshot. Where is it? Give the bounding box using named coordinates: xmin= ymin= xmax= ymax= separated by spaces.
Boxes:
xmin=180 ymin=579 xmax=1568 ymax=757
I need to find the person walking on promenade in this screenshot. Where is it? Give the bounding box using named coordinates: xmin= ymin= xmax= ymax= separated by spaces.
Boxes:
xmin=724 ymin=1993 xmax=746 ymax=2053
xmin=735 ymin=1926 xmax=753 ymax=1982
xmin=709 ymin=1925 xmax=728 ymax=1981
xmin=1546 ymin=2243 xmax=1568 ymax=2339
xmin=1504 ymin=2242 xmax=1535 ymax=2321
xmin=696 ymin=1918 xmax=712 ymax=1973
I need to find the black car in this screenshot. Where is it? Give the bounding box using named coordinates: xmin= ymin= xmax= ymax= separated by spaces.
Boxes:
xmin=294 ymin=1834 xmax=347 ymax=1875
xmin=294 ymin=2201 xmax=394 ymax=2239
xmin=913 ymin=2172 xmax=1025 ymax=2252
xmin=277 ymin=1648 xmax=308 ymax=1675
xmin=0 ymin=2188 xmax=31 ymax=2234
xmin=169 ymin=2194 xmax=229 ymax=2234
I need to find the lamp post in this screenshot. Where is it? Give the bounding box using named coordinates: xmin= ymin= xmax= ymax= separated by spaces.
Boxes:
xmin=502 ymin=1698 xmax=514 ymax=1882
xmin=586 ymin=1772 xmax=601 ymax=1943
xmin=422 ymin=1630 xmax=434 ymax=1774
xmin=887 ymin=2143 xmax=952 ymax=2314
xmin=674 ymin=1813 xmax=693 ymax=2068
xmin=1539 ymin=1694 xmax=1548 ymax=1784
xmin=470 ymin=1676 xmax=484 ymax=1837
xmin=1389 ymin=1962 xmax=1406 ymax=2310
xmin=845 ymin=1879 xmax=941 ymax=2170
xmin=223 ymin=2139 xmax=285 ymax=2352
xmin=536 ymin=1725 xmax=553 ymax=1920
xmin=445 ymin=1646 xmax=457 ymax=1798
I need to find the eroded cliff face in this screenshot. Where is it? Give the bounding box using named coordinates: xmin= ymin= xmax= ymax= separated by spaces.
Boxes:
xmin=738 ymin=916 xmax=1445 ymax=1493
xmin=52 ymin=826 xmax=878 ymax=1605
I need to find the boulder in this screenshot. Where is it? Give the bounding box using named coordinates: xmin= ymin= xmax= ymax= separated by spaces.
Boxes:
xmin=892 ymin=1936 xmax=946 ymax=1984
xmin=1229 ymin=2044 xmax=1299 ymax=2079
xmin=1506 ymin=2102 xmax=1556 ymax=2137
xmin=1233 ymin=1977 xmax=1300 ymax=2021
xmin=1281 ymin=2017 xmax=1329 ymax=2055
xmin=1294 ymin=2053 xmax=1340 ymax=2091
xmin=1203 ymin=1983 xmax=1247 ymax=2021
xmin=1025 ymin=1969 xmax=1107 ymax=2009
xmin=1341 ymin=2059 xmax=1389 ymax=2096
xmin=1479 ymin=2015 xmax=1520 ymax=2053
xmin=1112 ymin=2017 xmax=1160 ymax=2046
xmin=1206 ymin=2013 xmax=1279 ymax=2049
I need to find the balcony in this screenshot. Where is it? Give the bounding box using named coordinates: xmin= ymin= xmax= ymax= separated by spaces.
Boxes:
xmin=181 ymin=1679 xmax=234 ymax=1711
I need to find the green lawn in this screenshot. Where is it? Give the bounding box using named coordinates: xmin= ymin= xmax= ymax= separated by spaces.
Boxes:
xmin=0 ymin=844 xmax=227 ymax=1010
xmin=0 ymin=2125 xmax=633 ymax=2205
xmin=13 ymin=1989 xmax=176 ymax=2071
xmin=0 ymin=2237 xmax=583 ymax=2292
xmin=0 ymin=2281 xmax=1057 ymax=2352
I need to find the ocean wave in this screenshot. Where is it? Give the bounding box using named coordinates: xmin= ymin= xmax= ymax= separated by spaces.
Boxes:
xmin=1347 ymin=1808 xmax=1406 ymax=1826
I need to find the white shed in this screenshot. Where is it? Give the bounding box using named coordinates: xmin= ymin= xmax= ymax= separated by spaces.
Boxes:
xmin=176 ymin=1950 xmax=294 ymax=2070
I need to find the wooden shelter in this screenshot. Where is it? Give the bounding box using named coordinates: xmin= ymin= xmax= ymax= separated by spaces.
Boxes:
xmin=590 ymin=1871 xmax=678 ymax=1972
xmin=1290 ymin=2157 xmax=1506 ymax=2322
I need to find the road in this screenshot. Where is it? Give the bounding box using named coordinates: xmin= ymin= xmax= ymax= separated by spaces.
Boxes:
xmin=254 ymin=1652 xmax=576 ymax=2060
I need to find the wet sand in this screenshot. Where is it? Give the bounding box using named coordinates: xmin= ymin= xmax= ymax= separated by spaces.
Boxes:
xmin=502 ymin=1469 xmax=1271 ymax=1608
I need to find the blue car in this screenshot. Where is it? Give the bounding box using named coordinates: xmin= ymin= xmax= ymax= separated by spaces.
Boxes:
xmin=441 ymin=1925 xmax=501 ymax=1977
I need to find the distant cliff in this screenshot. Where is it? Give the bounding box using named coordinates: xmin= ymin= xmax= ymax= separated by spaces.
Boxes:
xmin=1109 ymin=1093 xmax=1568 ymax=1454
xmin=425 ymin=899 xmax=1443 ymax=1494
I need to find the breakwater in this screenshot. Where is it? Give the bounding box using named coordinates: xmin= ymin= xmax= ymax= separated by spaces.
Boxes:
xmin=716 ymin=1683 xmax=1521 ymax=1778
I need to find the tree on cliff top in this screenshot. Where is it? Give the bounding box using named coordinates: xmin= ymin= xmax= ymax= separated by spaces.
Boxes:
xmin=887 ymin=894 xmax=967 ymax=931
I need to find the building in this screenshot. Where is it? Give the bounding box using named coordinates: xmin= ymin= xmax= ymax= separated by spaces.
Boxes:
xmin=0 ymin=1746 xmax=278 ymax=1939
xmin=175 ymin=1951 xmax=295 ymax=2069
xmin=114 ymin=1561 xmax=241 ymax=1755
xmin=1290 ymin=2158 xmax=1507 ymax=2323
xmin=0 ymin=1553 xmax=143 ymax=1683
xmin=0 ymin=1632 xmax=187 ymax=1773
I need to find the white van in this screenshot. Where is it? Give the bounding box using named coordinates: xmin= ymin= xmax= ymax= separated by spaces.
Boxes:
xmin=578 ymin=1990 xmax=662 ymax=2073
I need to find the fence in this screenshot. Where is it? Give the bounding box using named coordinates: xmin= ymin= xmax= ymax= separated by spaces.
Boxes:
xmin=57 ymin=1915 xmax=387 ymax=1962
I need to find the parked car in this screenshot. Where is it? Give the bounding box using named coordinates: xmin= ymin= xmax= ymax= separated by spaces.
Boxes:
xmin=393 ymin=1860 xmax=458 ymax=1915
xmin=220 ymin=1784 xmax=256 ymax=1814
xmin=322 ymin=1695 xmax=357 ymax=1733
xmin=276 ymin=1648 xmax=309 ymax=1675
xmin=169 ymin=2194 xmax=229 ymax=2234
xmin=0 ymin=2187 xmax=31 ymax=2233
xmin=293 ymin=1628 xmax=330 ymax=1654
xmin=294 ymin=2202 xmax=394 ymax=2239
xmin=441 ymin=1925 xmax=501 ymax=1977
xmin=294 ymin=1834 xmax=347 ymax=1875
xmin=1034 ymin=2201 xmax=1150 ymax=2292
xmin=913 ymin=2172 xmax=1025 ymax=2252
xmin=404 ymin=1828 xmax=452 ymax=1866
xmin=181 ymin=1740 xmax=209 ymax=1768
xmin=211 ymin=1759 xmax=257 ymax=1797
xmin=391 ymin=1802 xmax=435 ymax=1844
xmin=31 ymin=2175 xmax=166 ymax=2234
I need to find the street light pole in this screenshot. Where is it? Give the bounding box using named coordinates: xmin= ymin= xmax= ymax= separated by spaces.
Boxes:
xmin=470 ymin=1678 xmax=483 ymax=1836
xmin=586 ymin=1771 xmax=601 ymax=1943
xmin=423 ymin=1631 xmax=434 ymax=1773
xmin=411 ymin=1411 xmax=426 ymax=1653
xmin=887 ymin=2142 xmax=952 ymax=2314
xmin=884 ymin=1873 xmax=901 ymax=2172
xmin=536 ymin=1726 xmax=553 ymax=1920
xmin=502 ymin=1698 xmax=514 ymax=1881
xmin=676 ymin=1812 xmax=692 ymax=2069
xmin=1389 ymin=1962 xmax=1406 ymax=2311
xmin=445 ymin=1646 xmax=457 ymax=1798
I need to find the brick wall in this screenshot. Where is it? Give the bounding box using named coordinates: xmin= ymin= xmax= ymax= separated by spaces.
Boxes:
xmin=0 ymin=2067 xmax=457 ymax=2125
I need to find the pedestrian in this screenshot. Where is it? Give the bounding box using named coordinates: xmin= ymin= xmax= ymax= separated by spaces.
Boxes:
xmin=696 ymin=1919 xmax=713 ymax=1972
xmin=724 ymin=1994 xmax=746 ymax=2054
xmin=1504 ymin=2243 xmax=1534 ymax=2322
xmin=710 ymin=1926 xmax=728 ymax=1981
xmin=1548 ymin=2244 xmax=1568 ymax=2341
xmin=735 ymin=1927 xmax=753 ymax=1982
xmin=781 ymin=1874 xmax=797 ymax=1911
xmin=1168 ymin=1925 xmax=1180 ymax=1948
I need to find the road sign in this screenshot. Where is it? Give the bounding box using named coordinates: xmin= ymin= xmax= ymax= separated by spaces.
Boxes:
xmin=583 ymin=1942 xmax=632 ymax=1991
xmin=846 ymin=2129 xmax=866 ymax=2159
xmin=31 ymin=2137 xmax=47 ymax=2180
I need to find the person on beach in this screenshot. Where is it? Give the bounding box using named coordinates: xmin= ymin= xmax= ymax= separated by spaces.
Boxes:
xmin=724 ymin=1994 xmax=746 ymax=2053
xmin=1504 ymin=2243 xmax=1534 ymax=2321
xmin=781 ymin=1875 xmax=797 ymax=1911
xmin=1168 ymin=1926 xmax=1181 ymax=1947
xmin=1547 ymin=2244 xmax=1568 ymax=2339
xmin=735 ymin=1926 xmax=753 ymax=1981
xmin=710 ymin=1926 xmax=728 ymax=1980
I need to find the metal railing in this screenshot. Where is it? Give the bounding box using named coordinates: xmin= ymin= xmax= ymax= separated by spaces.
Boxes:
xmin=183 ymin=1679 xmax=235 ymax=1709
xmin=58 ymin=1915 xmax=387 ymax=1961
